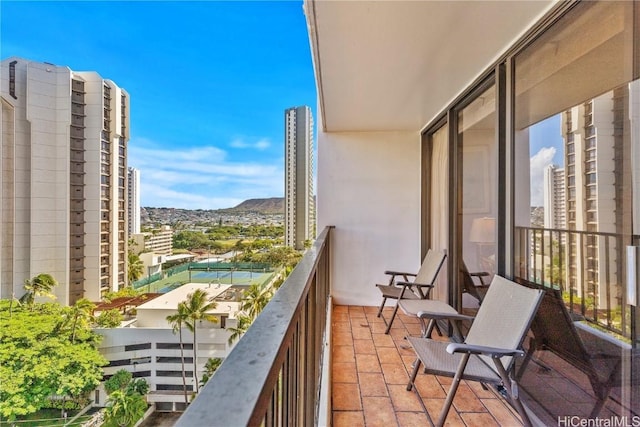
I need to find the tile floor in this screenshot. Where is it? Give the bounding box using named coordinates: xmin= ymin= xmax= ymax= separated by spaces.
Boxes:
xmin=331 ymin=305 xmax=525 ymax=427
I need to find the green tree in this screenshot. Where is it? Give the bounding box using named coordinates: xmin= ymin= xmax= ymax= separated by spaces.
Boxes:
xmin=103 ymin=389 xmax=147 ymax=427
xmin=227 ymin=313 xmax=253 ymax=345
xmin=183 ymin=289 xmax=218 ymax=391
xmin=201 ymin=357 xmax=223 ymax=386
xmin=19 ymin=273 xmax=58 ymax=310
xmin=68 ymin=298 xmax=96 ymax=343
xmin=166 ymin=303 xmax=190 ymax=405
xmin=105 ymin=369 xmax=133 ymax=394
xmin=126 ymin=378 xmax=150 ymax=396
xmin=241 ymin=283 xmax=272 ymax=320
xmin=128 ymin=251 xmax=145 ymax=283
xmin=95 ymin=309 xmax=124 ymax=328
xmin=0 ymin=301 xmax=107 ymax=420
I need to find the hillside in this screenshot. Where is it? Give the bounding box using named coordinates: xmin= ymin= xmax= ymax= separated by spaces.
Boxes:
xmin=223 ymin=197 xmax=284 ymax=214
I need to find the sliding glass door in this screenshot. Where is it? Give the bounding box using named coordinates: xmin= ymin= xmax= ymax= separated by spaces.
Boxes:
xmin=512 ymin=1 xmax=639 ymax=420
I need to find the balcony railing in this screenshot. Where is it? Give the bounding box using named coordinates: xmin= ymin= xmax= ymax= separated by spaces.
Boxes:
xmin=515 ymin=226 xmax=633 ymax=339
xmin=177 ymin=226 xmax=333 ymax=426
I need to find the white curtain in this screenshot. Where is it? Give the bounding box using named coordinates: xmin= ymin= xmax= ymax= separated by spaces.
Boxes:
xmin=430 ymin=126 xmax=449 ymax=301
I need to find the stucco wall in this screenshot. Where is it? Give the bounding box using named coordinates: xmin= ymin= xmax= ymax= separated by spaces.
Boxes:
xmin=316 ymin=130 xmax=421 ymax=306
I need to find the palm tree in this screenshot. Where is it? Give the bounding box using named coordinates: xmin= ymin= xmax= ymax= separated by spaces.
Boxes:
xmin=166 ymin=302 xmax=190 ymax=405
xmin=241 ymin=283 xmax=272 ymax=320
xmin=20 ymin=273 xmax=58 ymax=310
xmin=128 ymin=251 xmax=144 ymax=283
xmin=183 ymin=289 xmax=218 ymax=391
xmin=68 ymin=298 xmax=95 ymax=343
xmin=103 ymin=389 xmax=147 ymax=427
xmin=201 ymin=357 xmax=223 ymax=386
xmin=227 ymin=313 xmax=253 ymax=345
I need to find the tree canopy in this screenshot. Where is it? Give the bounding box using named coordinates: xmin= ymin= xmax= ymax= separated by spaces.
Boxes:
xmin=0 ymin=300 xmax=107 ymax=420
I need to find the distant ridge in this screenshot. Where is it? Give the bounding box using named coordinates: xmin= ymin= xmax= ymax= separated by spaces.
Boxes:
xmin=222 ymin=197 xmax=284 ymax=214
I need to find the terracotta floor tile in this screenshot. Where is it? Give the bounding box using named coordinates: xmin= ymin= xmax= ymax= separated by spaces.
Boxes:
xmin=366 ymin=312 xmax=384 ymax=323
xmin=332 ymin=383 xmax=362 ymax=411
xmin=404 ymin=323 xmax=423 ymax=336
xmin=396 ymin=341 xmax=415 ymax=357
xmin=372 ymin=333 xmax=396 ymax=347
xmin=351 ymin=324 xmax=373 ymax=340
xmin=389 ymin=328 xmax=408 ymax=341
xmin=356 ymin=353 xmax=381 ymax=373
xmin=459 ymin=412 xmax=501 ymax=427
xmin=333 ymin=331 xmax=354 ymax=346
xmin=353 ymin=339 xmax=376 ymax=355
xmin=370 ymin=322 xmax=389 ymax=334
xmin=388 ymin=384 xmax=424 ymax=412
xmin=359 ymin=372 xmax=388 ymax=397
xmin=377 ymin=346 xmax=402 ymax=364
xmin=349 ymin=306 xmax=366 ymax=317
xmin=333 ymin=362 xmax=358 ymax=383
xmin=362 ymin=396 xmax=399 ymax=427
xmin=467 ymin=379 xmax=497 ymax=399
xmin=333 ymin=345 xmax=355 ymax=363
xmin=333 ymin=321 xmax=352 ymax=332
xmin=414 ymin=372 xmax=446 ymax=399
xmin=331 ymin=306 xmax=541 ymax=427
xmin=398 ymin=313 xmax=420 ymax=324
xmin=480 ymin=399 xmax=523 ymax=426
xmin=333 ymin=411 xmax=365 ymax=427
xmin=381 ymin=362 xmax=409 ymax=384
xmin=402 ymin=355 xmax=417 ymax=371
xmin=396 ymin=411 xmax=430 ymax=427
xmin=445 ymin=383 xmax=487 ymax=413
xmin=333 ymin=305 xmax=349 ymax=314
xmin=423 ymin=399 xmax=466 ymax=426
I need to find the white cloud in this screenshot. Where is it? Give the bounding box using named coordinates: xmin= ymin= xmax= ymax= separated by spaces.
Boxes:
xmin=530 ymin=147 xmax=556 ymax=207
xmin=128 ymin=137 xmax=283 ymax=209
xmin=230 ymin=137 xmax=271 ymax=150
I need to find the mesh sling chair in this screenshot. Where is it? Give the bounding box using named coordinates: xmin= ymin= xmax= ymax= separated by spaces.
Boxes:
xmin=406 ymin=275 xmax=543 ymax=427
xmin=517 ymin=284 xmax=624 ymax=418
xmin=375 ymin=249 xmax=447 ymax=334
xmin=398 ymin=262 xmax=491 ymax=340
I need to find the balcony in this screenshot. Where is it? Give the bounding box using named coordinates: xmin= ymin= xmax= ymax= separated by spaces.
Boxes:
xmin=177 ymin=227 xmax=524 ymax=426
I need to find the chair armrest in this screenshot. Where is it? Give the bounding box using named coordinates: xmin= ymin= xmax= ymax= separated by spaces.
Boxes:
xmin=469 ymin=272 xmax=491 ymax=287
xmin=416 ymin=311 xmax=474 ymax=322
xmin=384 ymin=270 xmax=417 ymax=277
xmin=396 ymin=281 xmax=433 ymax=289
xmin=446 ymin=343 xmax=525 ymax=358
xmin=469 ymin=271 xmax=490 ymax=278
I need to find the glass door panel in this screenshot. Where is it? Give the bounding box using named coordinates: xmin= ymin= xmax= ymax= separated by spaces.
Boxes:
xmin=457 ymin=84 xmax=497 ymax=310
xmin=513 ymin=1 xmax=638 ymax=420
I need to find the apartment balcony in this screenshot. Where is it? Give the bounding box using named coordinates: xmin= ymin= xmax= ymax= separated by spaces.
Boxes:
xmin=179 ymin=227 xmax=512 ymax=426
xmin=176 ymin=226 xmax=638 ymax=426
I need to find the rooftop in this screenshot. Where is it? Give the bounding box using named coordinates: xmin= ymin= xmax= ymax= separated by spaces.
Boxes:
xmin=136 ymin=282 xmax=238 ymax=317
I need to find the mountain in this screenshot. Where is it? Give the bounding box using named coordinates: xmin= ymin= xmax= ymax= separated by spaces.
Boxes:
xmin=222 ymin=197 xmax=284 ymax=214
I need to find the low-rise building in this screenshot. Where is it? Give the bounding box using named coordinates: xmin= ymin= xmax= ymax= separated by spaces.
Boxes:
xmin=95 ymin=283 xmax=241 ymax=411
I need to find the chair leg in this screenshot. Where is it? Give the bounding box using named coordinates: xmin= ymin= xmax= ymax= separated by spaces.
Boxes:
xmin=385 ymin=303 xmax=400 ymax=334
xmin=493 ymin=359 xmax=532 ymax=427
xmin=377 ymin=297 xmax=387 ymax=318
xmin=406 ymin=357 xmax=422 ymax=391
xmin=436 ymin=353 xmax=470 ymax=427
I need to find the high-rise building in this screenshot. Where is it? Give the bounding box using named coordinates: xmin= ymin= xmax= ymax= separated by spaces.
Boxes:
xmin=127 ymin=167 xmax=141 ymax=235
xmin=543 ymin=164 xmax=566 ymax=229
xmin=560 ymin=86 xmax=633 ymax=307
xmin=284 ymin=106 xmax=315 ymax=250
xmin=0 ymin=57 xmax=129 ymax=305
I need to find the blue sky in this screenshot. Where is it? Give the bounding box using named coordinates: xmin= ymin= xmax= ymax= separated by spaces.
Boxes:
xmin=1 ymin=1 xmax=316 ymax=209
xmin=529 ymin=114 xmax=563 ymax=206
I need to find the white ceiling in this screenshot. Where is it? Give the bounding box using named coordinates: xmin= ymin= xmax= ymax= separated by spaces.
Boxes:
xmin=305 ymin=0 xmax=556 ymax=132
